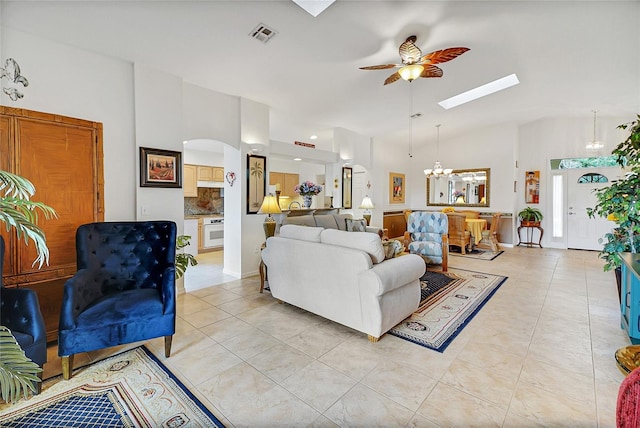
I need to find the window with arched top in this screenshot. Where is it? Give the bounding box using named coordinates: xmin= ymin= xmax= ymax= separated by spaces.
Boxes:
xmin=577 ymin=173 xmax=608 ymax=183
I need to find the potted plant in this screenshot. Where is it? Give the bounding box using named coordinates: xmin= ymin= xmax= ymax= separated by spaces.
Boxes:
xmin=587 ymin=115 xmax=640 ymax=297
xmin=0 ymin=169 xmax=57 ymax=403
xmin=518 ymin=207 xmax=543 ymax=227
xmin=175 ymin=235 xmax=198 ymax=279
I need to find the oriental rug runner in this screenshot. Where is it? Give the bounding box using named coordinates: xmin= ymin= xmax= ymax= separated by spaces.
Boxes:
xmin=389 ymin=267 xmax=507 ymax=352
xmin=0 ymin=346 xmax=225 ymax=427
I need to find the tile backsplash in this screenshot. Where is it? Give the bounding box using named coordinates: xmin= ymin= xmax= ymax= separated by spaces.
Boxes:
xmin=184 ymin=188 xmax=223 ymax=215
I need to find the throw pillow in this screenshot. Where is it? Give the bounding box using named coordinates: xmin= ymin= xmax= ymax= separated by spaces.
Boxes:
xmin=442 ymin=207 xmax=455 ymax=213
xmin=345 ymin=218 xmax=367 ymax=232
xmin=382 ymin=239 xmax=404 ymax=259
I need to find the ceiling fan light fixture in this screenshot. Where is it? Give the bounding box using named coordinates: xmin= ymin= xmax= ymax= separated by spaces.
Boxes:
xmin=399 ymin=64 xmax=424 ymax=82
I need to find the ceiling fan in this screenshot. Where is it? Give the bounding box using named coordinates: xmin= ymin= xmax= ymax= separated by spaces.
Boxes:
xmin=360 ymin=36 xmax=469 ymax=85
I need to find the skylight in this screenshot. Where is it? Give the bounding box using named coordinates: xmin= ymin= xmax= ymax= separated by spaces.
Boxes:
xmin=438 ymin=74 xmax=520 ymax=109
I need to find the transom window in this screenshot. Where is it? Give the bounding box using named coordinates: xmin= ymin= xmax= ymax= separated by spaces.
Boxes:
xmin=577 ymin=173 xmax=608 ymax=183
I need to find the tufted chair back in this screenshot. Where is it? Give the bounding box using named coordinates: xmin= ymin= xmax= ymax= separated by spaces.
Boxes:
xmin=404 ymin=212 xmax=449 ymax=271
xmin=58 ymin=221 xmax=177 ymax=380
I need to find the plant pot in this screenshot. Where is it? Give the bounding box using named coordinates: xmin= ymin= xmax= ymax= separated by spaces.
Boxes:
xmin=520 ymin=220 xmax=541 ymax=227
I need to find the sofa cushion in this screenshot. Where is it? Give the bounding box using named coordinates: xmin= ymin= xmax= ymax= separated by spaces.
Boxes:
xmin=314 ymin=215 xmax=339 ymax=229
xmin=282 ymin=215 xmax=316 ymax=227
xmin=345 ymin=218 xmax=367 ymax=232
xmin=332 ymin=214 xmax=352 ymax=231
xmin=279 ymin=224 xmax=324 ymax=242
xmin=320 ymin=228 xmax=385 ymax=264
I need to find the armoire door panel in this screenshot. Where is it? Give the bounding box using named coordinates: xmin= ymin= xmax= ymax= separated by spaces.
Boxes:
xmin=17 ymin=119 xmax=98 ymax=274
xmin=0 ymin=115 xmax=16 ymax=277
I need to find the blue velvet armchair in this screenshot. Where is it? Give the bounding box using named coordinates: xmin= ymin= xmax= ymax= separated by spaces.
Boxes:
xmin=0 ymin=236 xmax=48 ymax=388
xmin=403 ymin=211 xmax=449 ymax=272
xmin=58 ymin=221 xmax=177 ymax=380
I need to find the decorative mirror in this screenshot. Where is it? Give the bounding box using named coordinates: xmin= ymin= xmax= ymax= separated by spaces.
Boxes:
xmin=426 ymin=168 xmax=490 ymax=207
xmin=342 ymin=167 xmax=353 ymax=209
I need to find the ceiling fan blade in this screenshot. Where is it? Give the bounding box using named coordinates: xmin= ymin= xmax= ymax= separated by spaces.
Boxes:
xmin=399 ymin=36 xmax=422 ymax=65
xmin=419 ymin=47 xmax=470 ymax=65
xmin=420 ymin=65 xmax=443 ymax=78
xmin=359 ymin=64 xmax=400 ymax=70
xmin=384 ymin=72 xmax=401 ymax=85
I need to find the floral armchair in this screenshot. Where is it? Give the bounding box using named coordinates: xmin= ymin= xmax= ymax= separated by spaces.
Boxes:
xmin=403 ymin=211 xmax=449 ymax=271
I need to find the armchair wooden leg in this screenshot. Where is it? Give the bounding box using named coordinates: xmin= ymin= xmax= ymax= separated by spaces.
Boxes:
xmin=367 ymin=335 xmax=380 ymax=342
xmin=61 ymin=355 xmax=74 ymax=380
xmin=164 ymin=335 xmax=173 ymax=358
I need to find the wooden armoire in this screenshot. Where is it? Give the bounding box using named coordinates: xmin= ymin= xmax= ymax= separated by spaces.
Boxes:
xmin=1 ymin=107 xmax=104 ymax=342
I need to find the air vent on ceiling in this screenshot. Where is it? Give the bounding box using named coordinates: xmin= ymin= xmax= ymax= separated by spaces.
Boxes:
xmin=250 ymin=23 xmax=277 ymax=43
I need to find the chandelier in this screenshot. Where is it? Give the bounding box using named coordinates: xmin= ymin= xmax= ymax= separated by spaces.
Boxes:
xmin=424 ymin=124 xmax=453 ymax=177
xmin=586 ymin=110 xmax=604 ymax=151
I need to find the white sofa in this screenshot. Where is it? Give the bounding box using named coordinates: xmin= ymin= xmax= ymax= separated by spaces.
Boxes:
xmin=261 ymin=224 xmax=426 ymax=341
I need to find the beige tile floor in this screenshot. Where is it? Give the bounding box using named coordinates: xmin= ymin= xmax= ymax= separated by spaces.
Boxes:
xmin=42 ymin=246 xmax=629 ymax=427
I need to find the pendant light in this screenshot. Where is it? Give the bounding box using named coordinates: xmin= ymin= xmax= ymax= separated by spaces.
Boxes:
xmin=586 ymin=110 xmax=604 ymax=151
xmin=424 ymin=124 xmax=453 ymax=177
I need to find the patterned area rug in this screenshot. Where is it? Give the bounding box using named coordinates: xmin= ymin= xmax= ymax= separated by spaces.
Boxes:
xmin=449 ymin=247 xmax=504 ymax=261
xmin=389 ymin=267 xmax=507 ymax=352
xmin=0 ymin=346 xmax=225 ymax=427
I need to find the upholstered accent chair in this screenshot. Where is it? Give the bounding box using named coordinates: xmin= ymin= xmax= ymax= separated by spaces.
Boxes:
xmin=58 ymin=221 xmax=177 ymax=380
xmin=403 ymin=212 xmax=449 ymax=272
xmin=478 ymin=213 xmax=502 ymax=253
xmin=446 ymin=212 xmax=472 ymax=255
xmin=0 ymin=236 xmax=47 ymax=390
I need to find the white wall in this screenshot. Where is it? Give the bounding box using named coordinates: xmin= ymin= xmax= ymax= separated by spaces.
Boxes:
xmin=183 ymin=82 xmax=240 ymax=146
xmin=184 ymin=149 xmax=224 ymax=166
xmin=133 ymin=64 xmax=184 ymax=230
xmin=1 ymin=27 xmax=136 ymax=221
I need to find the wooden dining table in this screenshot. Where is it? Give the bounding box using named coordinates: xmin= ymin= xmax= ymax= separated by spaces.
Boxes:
xmin=465 ymin=218 xmax=488 ymax=245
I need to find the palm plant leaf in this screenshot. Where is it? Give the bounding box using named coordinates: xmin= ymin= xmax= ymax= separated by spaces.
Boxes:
xmin=0 ymin=170 xmax=57 ymax=267
xmin=0 ymin=326 xmax=42 ymax=403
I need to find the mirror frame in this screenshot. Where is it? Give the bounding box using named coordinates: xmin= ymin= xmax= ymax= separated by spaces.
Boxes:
xmin=342 ymin=167 xmax=353 ymax=209
xmin=426 ymin=168 xmax=491 ymax=207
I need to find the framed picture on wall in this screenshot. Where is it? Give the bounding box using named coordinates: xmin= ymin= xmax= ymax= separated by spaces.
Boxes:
xmin=389 ymin=172 xmax=405 ymax=204
xmin=342 ymin=167 xmax=353 ymax=209
xmin=247 ymin=154 xmax=266 ymax=214
xmin=139 ymin=147 xmax=182 ymax=188
xmin=525 ymin=170 xmax=540 ymax=204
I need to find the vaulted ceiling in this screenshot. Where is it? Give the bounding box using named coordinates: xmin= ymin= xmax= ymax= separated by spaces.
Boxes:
xmin=2 ymin=1 xmax=639 ymax=149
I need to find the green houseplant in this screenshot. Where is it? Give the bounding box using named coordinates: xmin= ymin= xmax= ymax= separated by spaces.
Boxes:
xmin=175 ymin=234 xmax=198 ymax=279
xmin=518 ymin=207 xmax=543 ymax=226
xmin=587 ymin=115 xmax=640 ymax=276
xmin=0 ymin=169 xmax=57 ymax=403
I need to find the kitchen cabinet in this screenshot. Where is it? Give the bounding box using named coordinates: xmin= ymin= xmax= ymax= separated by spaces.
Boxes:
xmin=184 ymin=164 xmax=197 ymax=197
xmin=212 ymin=167 xmax=224 ymax=182
xmin=197 ymin=166 xmax=214 ymax=181
xmin=197 ymin=218 xmax=204 ymax=252
xmin=270 ymin=172 xmax=300 ymax=198
xmin=1 ymin=106 xmax=104 ymax=342
xmin=183 ymin=219 xmax=199 ymax=256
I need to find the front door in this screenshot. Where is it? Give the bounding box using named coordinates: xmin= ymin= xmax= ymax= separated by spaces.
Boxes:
xmin=567 ymin=167 xmax=621 ymax=250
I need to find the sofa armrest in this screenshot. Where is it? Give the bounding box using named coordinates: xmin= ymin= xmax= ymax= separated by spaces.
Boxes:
xmin=359 ymin=254 xmax=426 ymax=296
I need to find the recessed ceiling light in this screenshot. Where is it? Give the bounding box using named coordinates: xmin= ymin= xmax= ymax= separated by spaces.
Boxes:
xmin=310 ymin=135 xmax=317 ymax=140
xmin=438 ymin=74 xmax=520 ymax=109
xmin=293 ymin=157 xmax=302 ymax=161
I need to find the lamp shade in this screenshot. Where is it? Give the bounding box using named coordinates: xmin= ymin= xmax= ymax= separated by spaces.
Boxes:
xmin=258 ymin=194 xmax=282 ymax=215
xmin=398 ymin=64 xmax=424 ymax=82
xmin=359 ymin=196 xmax=375 ymax=210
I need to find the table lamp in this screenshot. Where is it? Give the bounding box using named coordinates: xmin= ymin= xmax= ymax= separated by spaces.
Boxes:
xmin=258 ymin=194 xmax=282 ymax=239
xmin=359 ymin=195 xmax=375 ymax=226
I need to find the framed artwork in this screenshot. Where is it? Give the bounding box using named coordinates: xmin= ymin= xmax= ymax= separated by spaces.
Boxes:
xmin=139 ymin=147 xmax=182 ymax=188
xmin=342 ymin=167 xmax=353 ymax=209
xmin=247 ymin=154 xmax=266 ymax=214
xmin=525 ymin=170 xmax=540 ymax=204
xmin=389 ymin=172 xmax=405 ymax=204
